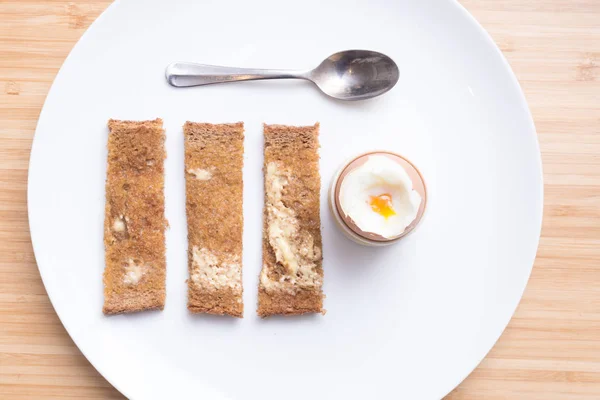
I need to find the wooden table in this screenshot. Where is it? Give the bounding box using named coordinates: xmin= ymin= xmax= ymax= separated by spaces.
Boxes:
xmin=1 ymin=1 xmax=599 ymax=398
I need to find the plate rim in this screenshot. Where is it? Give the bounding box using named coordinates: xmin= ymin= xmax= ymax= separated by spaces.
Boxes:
xmin=431 ymin=1 xmax=544 ymax=396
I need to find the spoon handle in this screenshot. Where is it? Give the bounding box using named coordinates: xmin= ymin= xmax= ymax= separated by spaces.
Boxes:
xmin=165 ymin=62 xmax=309 ymax=87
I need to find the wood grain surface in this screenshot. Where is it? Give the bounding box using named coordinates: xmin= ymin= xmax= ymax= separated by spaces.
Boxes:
xmin=1 ymin=1 xmax=599 ymax=399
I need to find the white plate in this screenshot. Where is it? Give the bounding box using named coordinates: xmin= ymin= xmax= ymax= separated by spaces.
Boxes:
xmin=27 ymin=0 xmax=543 ymax=399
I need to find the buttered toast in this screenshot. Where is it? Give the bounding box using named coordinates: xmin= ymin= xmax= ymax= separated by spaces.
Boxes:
xmin=258 ymin=123 xmax=324 ymax=317
xmin=103 ymin=119 xmax=167 ymax=314
xmin=184 ymin=122 xmax=245 ymax=317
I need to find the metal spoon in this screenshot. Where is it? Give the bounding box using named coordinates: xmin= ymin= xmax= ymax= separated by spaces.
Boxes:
xmin=165 ymin=50 xmax=399 ymax=101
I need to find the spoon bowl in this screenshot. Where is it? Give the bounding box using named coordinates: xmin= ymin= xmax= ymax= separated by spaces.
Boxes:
xmin=166 ymin=50 xmax=400 ymax=101
xmin=309 ymin=50 xmax=399 ymax=100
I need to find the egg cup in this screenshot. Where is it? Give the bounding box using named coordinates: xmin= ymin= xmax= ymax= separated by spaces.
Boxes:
xmin=329 ymin=151 xmax=427 ymax=247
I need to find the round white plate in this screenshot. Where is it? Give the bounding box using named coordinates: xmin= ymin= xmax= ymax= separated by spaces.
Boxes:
xmin=28 ymin=0 xmax=543 ymax=399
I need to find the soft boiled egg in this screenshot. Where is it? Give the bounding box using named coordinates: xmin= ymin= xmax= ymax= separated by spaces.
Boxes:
xmin=338 ymin=153 xmax=423 ymax=240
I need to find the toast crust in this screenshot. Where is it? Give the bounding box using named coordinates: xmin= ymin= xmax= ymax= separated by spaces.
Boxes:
xmin=103 ymin=119 xmax=167 ymax=315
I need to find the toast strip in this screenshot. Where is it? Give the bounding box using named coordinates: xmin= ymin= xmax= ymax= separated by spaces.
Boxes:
xmin=258 ymin=123 xmax=324 ymax=317
xmin=184 ymin=122 xmax=244 ymax=317
xmin=103 ymin=119 xmax=167 ymax=314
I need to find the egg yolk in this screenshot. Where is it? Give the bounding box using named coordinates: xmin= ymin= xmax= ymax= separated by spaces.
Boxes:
xmin=369 ymin=193 xmax=396 ymax=219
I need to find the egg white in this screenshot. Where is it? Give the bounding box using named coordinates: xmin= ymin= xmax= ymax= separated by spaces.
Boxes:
xmin=339 ymin=155 xmax=422 ymax=239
